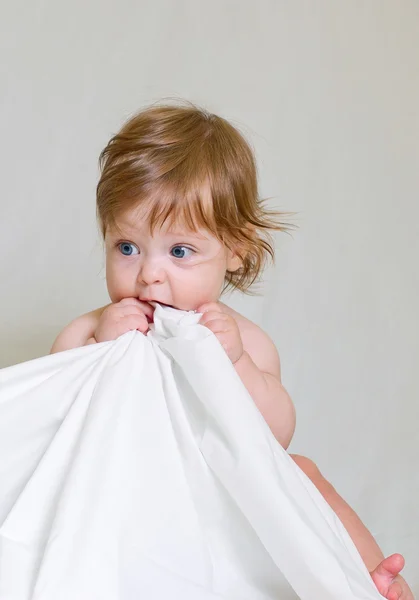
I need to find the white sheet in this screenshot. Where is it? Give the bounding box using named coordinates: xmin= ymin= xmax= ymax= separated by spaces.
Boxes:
xmin=0 ymin=305 xmax=384 ymax=599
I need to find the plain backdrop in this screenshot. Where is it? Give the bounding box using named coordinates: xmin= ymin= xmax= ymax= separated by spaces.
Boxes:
xmin=1 ymin=0 xmax=418 ymax=590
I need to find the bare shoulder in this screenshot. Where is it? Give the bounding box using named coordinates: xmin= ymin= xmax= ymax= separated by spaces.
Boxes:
xmin=50 ymin=305 xmax=109 ymax=354
xmin=220 ymin=302 xmax=282 ymax=380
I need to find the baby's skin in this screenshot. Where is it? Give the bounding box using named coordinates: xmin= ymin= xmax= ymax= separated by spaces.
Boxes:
xmin=51 ymin=209 xmax=413 ymax=598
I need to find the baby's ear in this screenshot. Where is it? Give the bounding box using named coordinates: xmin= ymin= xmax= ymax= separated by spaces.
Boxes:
xmin=226 ymin=252 xmax=242 ymax=272
xmin=226 ymin=223 xmax=255 ymax=272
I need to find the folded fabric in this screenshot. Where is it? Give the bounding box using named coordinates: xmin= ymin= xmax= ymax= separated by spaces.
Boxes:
xmin=0 ymin=305 xmax=384 ymax=599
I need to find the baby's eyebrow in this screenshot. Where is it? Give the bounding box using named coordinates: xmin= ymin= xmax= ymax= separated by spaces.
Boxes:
xmin=168 ymin=230 xmax=209 ymax=241
xmin=107 ymin=225 xmax=137 ymax=238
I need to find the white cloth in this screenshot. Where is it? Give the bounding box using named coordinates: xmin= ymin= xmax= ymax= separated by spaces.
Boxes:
xmin=0 ymin=305 xmax=384 ymax=599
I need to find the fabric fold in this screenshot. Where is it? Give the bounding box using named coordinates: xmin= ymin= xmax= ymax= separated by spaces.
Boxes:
xmin=0 ymin=305 xmax=384 ymax=599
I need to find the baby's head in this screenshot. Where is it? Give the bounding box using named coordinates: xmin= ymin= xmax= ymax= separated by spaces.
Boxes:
xmin=96 ymin=101 xmax=287 ymax=311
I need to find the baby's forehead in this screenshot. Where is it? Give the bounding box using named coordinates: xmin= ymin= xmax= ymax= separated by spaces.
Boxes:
xmin=108 ymin=213 xmax=211 ymax=241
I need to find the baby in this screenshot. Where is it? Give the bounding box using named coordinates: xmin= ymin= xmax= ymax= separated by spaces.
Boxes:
xmin=52 ymin=102 xmax=412 ymax=599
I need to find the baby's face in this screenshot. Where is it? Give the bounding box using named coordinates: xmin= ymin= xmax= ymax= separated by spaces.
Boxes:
xmin=104 ymin=207 xmax=241 ymax=312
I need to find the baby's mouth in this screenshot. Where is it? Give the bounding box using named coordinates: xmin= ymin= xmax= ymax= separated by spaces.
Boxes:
xmin=145 ymin=301 xmax=175 ymax=324
xmin=140 ymin=299 xmax=176 ymax=311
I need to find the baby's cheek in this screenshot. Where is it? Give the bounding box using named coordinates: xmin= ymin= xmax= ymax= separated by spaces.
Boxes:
xmin=106 ymin=263 xmax=137 ymax=302
xmin=189 ymin=277 xmax=225 ymax=310
xmin=106 ymin=277 xmax=132 ymax=303
xmin=182 ymin=289 xmax=221 ymax=312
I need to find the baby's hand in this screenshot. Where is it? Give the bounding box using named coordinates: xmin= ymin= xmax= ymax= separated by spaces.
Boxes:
xmin=198 ymin=302 xmax=243 ymax=364
xmin=94 ymin=298 xmax=153 ymax=342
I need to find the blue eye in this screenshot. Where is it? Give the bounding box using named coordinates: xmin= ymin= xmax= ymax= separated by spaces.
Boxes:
xmin=119 ymin=242 xmax=139 ymax=256
xmin=171 ymin=246 xmax=193 ymax=259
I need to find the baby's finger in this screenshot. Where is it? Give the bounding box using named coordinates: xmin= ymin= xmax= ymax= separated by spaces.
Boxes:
xmin=118 ymin=305 xmax=150 ymax=319
xmin=200 ymin=317 xmax=230 ymax=334
xmin=118 ymin=298 xmax=154 ymax=321
xmin=199 ymin=311 xmax=228 ymax=326
xmin=212 ymin=331 xmax=228 ymax=345
xmin=136 ymin=301 xmax=155 ymax=321
xmin=197 ymin=302 xmax=223 ymax=315
xmin=122 ymin=313 xmax=149 ymax=334
xmin=118 ymin=298 xmax=144 ymax=308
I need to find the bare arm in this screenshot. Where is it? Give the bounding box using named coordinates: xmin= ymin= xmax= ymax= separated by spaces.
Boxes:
xmin=50 ymin=310 xmax=103 ymax=354
xmin=198 ymin=302 xmax=296 ymax=448
xmin=235 ymin=323 xmax=296 ymax=449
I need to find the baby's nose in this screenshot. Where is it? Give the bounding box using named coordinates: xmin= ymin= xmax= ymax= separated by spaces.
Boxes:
xmin=138 ymin=258 xmax=165 ymax=285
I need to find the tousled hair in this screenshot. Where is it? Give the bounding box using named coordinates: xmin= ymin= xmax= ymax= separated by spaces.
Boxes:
xmin=97 ymin=100 xmax=290 ymax=292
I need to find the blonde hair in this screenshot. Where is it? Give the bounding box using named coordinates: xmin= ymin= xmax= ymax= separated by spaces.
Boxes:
xmin=97 ymin=100 xmax=289 ymax=292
